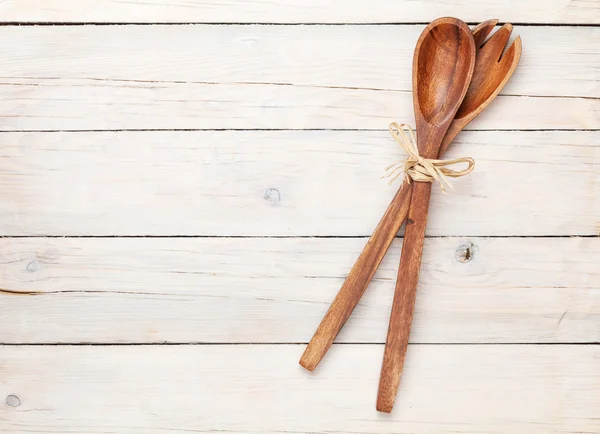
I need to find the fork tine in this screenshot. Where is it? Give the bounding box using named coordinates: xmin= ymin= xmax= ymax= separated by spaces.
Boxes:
xmin=500 ymin=35 xmax=522 ymax=63
xmin=472 ymin=19 xmax=498 ymax=48
xmin=481 ymin=23 xmax=513 ymax=61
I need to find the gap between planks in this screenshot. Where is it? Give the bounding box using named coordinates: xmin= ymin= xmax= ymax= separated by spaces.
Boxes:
xmin=1 ymin=343 xmax=598 ymax=346
xmin=0 ymin=129 xmax=599 ymax=134
xmin=1 ymin=235 xmax=599 ymax=238
xmin=0 ymin=22 xmax=599 ymax=26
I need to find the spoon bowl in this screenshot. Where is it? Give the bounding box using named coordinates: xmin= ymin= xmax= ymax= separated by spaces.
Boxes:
xmin=415 ymin=22 xmax=478 ymax=126
xmin=412 ymin=18 xmax=476 ymax=158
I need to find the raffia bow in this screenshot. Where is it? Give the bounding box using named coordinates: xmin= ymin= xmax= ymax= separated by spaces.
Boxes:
xmin=382 ymin=122 xmax=475 ymax=193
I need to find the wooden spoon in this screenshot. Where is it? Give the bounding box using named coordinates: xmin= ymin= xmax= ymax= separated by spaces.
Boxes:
xmin=299 ymin=19 xmax=514 ymax=373
xmin=377 ymin=21 xmax=521 ymax=413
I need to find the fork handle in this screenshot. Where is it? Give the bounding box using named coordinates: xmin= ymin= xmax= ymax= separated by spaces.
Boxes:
xmin=377 ymin=181 xmax=432 ymax=413
xmin=299 ymin=181 xmax=413 ymax=371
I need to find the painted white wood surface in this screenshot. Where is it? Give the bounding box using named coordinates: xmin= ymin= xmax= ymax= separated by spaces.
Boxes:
xmin=0 ymin=130 xmax=597 ymax=236
xmin=1 ymin=345 xmax=599 ymax=433
xmin=0 ymin=0 xmax=598 ymax=23
xmin=0 ymin=26 xmax=598 ymax=131
xmin=0 ymin=6 xmax=597 ymax=432
xmin=0 ymin=237 xmax=598 ymax=344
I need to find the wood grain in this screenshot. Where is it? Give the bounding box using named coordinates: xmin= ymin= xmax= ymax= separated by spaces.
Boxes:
xmin=0 ymin=0 xmax=598 ymax=23
xmin=0 ymin=237 xmax=598 ymax=344
xmin=0 ymin=130 xmax=597 ymax=237
xmin=0 ymin=345 xmax=598 ymax=433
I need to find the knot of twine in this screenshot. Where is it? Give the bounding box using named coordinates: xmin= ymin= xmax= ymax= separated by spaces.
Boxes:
xmin=382 ymin=122 xmax=475 ymax=193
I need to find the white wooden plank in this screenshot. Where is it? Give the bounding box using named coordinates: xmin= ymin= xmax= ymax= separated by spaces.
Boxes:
xmin=0 ymin=25 xmax=596 ymax=99
xmin=0 ymin=345 xmax=598 ymax=433
xmin=3 ymin=80 xmax=595 ymax=131
xmin=0 ymin=0 xmax=598 ymax=24
xmin=0 ymin=26 xmax=597 ymax=131
xmin=0 ymin=130 xmax=597 ymax=236
xmin=0 ymin=237 xmax=598 ymax=344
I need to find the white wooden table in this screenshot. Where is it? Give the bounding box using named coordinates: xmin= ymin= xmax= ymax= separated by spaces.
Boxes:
xmin=0 ymin=2 xmax=599 ymax=433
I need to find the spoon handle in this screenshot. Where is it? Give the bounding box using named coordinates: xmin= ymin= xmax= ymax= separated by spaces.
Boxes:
xmin=299 ymin=181 xmax=413 ymax=371
xmin=376 ymin=181 xmax=432 ymax=413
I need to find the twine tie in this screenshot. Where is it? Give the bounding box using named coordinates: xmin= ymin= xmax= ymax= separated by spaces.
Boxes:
xmin=382 ymin=122 xmax=475 ymax=193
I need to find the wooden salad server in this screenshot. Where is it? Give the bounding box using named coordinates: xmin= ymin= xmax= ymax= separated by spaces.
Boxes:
xmin=299 ymin=19 xmax=502 ymax=373
xmin=377 ymin=21 xmax=522 ymax=413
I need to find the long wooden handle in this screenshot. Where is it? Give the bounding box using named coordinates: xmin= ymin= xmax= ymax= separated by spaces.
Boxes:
xmin=299 ymin=181 xmax=413 ymax=371
xmin=376 ymin=181 xmax=432 ymax=413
